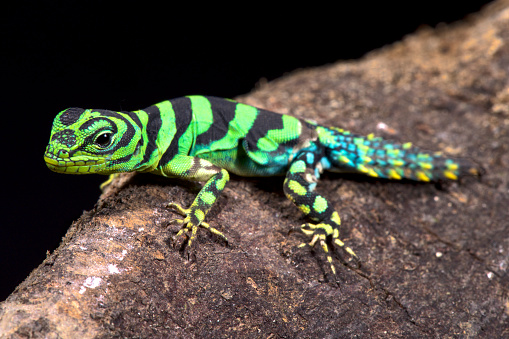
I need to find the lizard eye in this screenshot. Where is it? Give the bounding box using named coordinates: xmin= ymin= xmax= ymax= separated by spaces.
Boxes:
xmin=94 ymin=132 xmax=113 ymax=148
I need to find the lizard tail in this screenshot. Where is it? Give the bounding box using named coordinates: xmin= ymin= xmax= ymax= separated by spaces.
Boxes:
xmin=318 ymin=126 xmax=483 ymax=182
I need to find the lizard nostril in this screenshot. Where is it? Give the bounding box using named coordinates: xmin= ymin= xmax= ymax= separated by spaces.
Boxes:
xmin=58 ymin=150 xmax=69 ymax=158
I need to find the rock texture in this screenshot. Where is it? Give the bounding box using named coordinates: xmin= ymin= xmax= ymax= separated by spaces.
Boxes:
xmin=2 ymin=1 xmax=509 ymax=337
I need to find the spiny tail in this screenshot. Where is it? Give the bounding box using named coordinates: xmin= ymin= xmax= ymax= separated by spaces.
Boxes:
xmin=318 ymin=126 xmax=482 ymax=182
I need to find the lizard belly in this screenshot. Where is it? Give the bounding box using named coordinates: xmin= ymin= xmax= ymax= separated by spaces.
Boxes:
xmin=194 ymin=144 xmax=290 ymax=177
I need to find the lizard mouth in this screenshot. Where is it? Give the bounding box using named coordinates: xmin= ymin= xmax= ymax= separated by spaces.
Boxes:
xmin=44 ymin=153 xmax=107 ymax=174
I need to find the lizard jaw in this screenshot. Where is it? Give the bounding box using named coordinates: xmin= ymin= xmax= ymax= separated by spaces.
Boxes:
xmin=43 ymin=153 xmax=107 ymax=174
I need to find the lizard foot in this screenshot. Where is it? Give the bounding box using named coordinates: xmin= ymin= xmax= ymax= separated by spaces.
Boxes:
xmin=167 ymin=202 xmax=228 ymax=247
xmin=298 ymin=221 xmax=357 ymax=275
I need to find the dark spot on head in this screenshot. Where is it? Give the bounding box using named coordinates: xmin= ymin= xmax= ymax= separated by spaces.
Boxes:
xmin=59 ymin=108 xmax=85 ymax=126
xmin=51 ymin=129 xmax=76 ymax=147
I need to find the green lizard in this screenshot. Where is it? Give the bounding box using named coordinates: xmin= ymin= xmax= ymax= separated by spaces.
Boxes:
xmin=44 ymin=95 xmax=481 ymax=274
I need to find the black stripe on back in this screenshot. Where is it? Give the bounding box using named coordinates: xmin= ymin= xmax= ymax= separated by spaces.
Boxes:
xmin=135 ymin=105 xmax=161 ymax=166
xmin=194 ymin=96 xmax=237 ymax=145
xmin=244 ymin=108 xmax=285 ymax=151
xmin=159 ymin=97 xmax=193 ymax=164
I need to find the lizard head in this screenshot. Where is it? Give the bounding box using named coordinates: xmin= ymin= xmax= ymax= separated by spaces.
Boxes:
xmin=44 ymin=107 xmax=144 ymax=174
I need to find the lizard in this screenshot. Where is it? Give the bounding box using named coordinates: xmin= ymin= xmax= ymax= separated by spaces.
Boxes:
xmin=44 ymin=95 xmax=481 ymax=275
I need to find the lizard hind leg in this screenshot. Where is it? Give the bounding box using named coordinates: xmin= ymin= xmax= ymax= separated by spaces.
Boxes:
xmin=284 ymin=153 xmax=357 ymax=275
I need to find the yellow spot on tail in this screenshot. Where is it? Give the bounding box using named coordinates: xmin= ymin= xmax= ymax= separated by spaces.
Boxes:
xmin=340 ymin=155 xmax=351 ymax=164
xmin=416 ymin=171 xmax=430 ymax=182
xmin=419 ymin=162 xmax=433 ymax=170
xmin=387 ymin=149 xmax=400 ymax=157
xmin=443 ymin=170 xmax=458 ymax=180
xmin=447 ymin=163 xmax=459 ymax=171
xmin=361 ymin=156 xmax=372 ymax=163
xmin=368 ymin=168 xmax=379 ymax=177
xmin=388 ymin=169 xmax=402 ymax=180
xmin=367 ymin=133 xmax=375 ymax=140
xmin=402 ymin=142 xmax=412 ymax=150
xmin=391 ymin=159 xmax=405 ymax=167
xmin=357 ymin=164 xmax=369 ymax=173
xmin=357 ymin=144 xmax=370 ymax=154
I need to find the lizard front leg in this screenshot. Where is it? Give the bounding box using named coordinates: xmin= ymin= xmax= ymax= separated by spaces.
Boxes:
xmin=158 ymin=155 xmax=230 ymax=247
xmin=283 ymin=153 xmax=356 ymax=275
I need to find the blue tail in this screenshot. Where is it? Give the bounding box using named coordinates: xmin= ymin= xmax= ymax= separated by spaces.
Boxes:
xmin=316 ymin=126 xmax=481 ymax=182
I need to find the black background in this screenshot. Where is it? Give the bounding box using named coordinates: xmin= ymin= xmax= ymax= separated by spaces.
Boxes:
xmin=1 ymin=2 xmax=493 ymax=300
